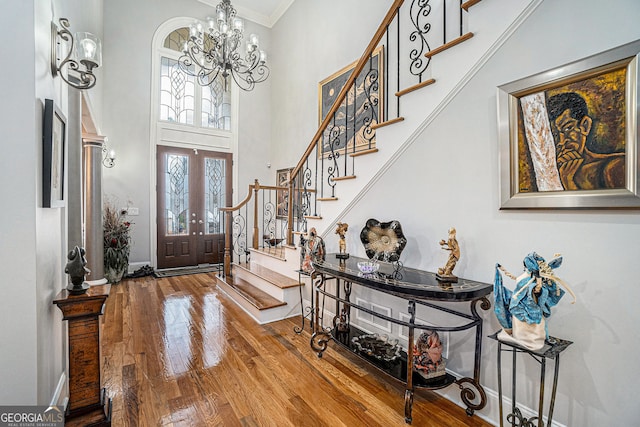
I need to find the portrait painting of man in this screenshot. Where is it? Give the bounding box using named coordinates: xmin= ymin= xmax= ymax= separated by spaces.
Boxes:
xmin=516 ymin=64 xmax=627 ymax=193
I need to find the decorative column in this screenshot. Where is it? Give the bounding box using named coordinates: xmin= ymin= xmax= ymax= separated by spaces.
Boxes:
xmin=83 ymin=134 xmax=106 ymax=284
xmin=67 ymin=88 xmax=83 ymax=249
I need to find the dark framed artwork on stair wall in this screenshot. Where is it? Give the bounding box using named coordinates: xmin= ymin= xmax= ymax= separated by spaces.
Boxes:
xmin=43 ymin=98 xmax=66 ymax=208
xmin=497 ymin=40 xmax=640 ymax=209
xmin=276 ymin=167 xmax=303 ymax=220
xmin=318 ymin=46 xmax=384 ymax=158
xmin=276 ymin=167 xmax=292 ymax=219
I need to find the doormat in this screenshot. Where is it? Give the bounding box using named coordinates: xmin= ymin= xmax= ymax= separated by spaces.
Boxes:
xmin=154 ymin=265 xmax=221 ymax=278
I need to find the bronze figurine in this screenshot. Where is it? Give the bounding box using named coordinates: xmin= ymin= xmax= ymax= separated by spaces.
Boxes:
xmin=437 ymin=227 xmax=459 ymax=283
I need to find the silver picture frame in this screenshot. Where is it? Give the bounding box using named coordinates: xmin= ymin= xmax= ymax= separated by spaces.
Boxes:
xmin=497 ymin=40 xmax=640 ymax=209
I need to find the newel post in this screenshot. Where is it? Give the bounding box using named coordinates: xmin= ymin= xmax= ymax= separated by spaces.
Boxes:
xmin=253 ymin=179 xmax=260 ymax=250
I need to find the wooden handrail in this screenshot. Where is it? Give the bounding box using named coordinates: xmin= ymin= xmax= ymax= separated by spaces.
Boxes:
xmin=220 ymin=179 xmax=260 ymax=212
xmin=290 ymin=0 xmax=405 ymax=181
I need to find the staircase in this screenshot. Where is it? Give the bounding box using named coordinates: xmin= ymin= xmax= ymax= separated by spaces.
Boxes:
xmin=215 ymin=250 xmax=302 ymax=324
xmin=216 ymin=0 xmax=538 ymax=324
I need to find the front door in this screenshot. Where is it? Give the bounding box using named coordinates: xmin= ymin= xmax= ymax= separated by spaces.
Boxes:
xmin=156 ymin=145 xmax=232 ymax=269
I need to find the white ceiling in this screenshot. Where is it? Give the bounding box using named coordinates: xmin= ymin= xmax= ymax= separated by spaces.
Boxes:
xmin=197 ymin=0 xmax=295 ymax=28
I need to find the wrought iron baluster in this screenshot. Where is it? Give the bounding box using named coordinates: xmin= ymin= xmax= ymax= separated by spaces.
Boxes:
xmin=263 ymin=188 xmax=277 ymax=252
xmin=397 ymin=8 xmax=401 ymax=116
xmin=460 ymin=0 xmax=463 ymax=37
xmin=344 ymin=80 xmax=349 ymax=174
xmin=327 ymin=115 xmax=339 ymax=198
xmin=409 ymin=0 xmax=432 ymax=83
xmin=362 ymin=54 xmax=379 ymax=151
xmin=314 ymin=144 xmax=319 ymax=216
xmin=443 ymin=0 xmax=447 ymax=44
xmin=385 ymin=25 xmax=389 ymax=121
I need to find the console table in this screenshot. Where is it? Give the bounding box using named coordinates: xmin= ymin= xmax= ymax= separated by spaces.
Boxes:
xmin=310 ymin=255 xmax=493 ymax=424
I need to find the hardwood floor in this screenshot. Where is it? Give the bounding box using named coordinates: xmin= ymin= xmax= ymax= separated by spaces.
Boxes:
xmin=68 ymin=273 xmax=492 ymax=426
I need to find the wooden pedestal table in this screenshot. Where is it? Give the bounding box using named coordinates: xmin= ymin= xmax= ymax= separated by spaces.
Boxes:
xmin=53 ymin=284 xmax=111 ymax=426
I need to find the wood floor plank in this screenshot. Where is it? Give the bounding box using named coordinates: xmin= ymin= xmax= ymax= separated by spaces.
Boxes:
xmin=66 ymin=273 xmax=493 ymax=426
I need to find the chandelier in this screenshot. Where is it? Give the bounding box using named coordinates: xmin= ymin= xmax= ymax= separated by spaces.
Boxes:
xmin=178 ymin=0 xmax=269 ymax=91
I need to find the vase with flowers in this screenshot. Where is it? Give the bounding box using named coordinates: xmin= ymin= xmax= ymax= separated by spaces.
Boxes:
xmin=103 ymin=202 xmax=132 ymax=283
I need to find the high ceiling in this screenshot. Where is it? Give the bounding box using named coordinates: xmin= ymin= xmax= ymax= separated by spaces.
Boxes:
xmin=197 ymin=0 xmax=295 ymax=28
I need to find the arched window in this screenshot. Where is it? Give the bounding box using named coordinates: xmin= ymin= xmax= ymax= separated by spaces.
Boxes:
xmin=158 ymin=27 xmax=231 ymax=130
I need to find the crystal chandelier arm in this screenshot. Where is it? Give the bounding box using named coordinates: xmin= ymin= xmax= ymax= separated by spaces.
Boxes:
xmin=177 ymin=0 xmax=269 ymax=92
xmin=228 ymin=59 xmax=269 ymax=91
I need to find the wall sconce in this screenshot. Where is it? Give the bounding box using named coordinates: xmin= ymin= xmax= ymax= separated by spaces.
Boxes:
xmin=51 ymin=18 xmax=102 ymax=90
xmin=102 ymin=139 xmax=116 ymax=168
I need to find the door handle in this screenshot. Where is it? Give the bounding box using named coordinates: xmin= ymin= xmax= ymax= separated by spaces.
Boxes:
xmin=191 ymin=219 xmax=196 ymax=224
xmin=199 ymin=232 xmax=203 ymax=236
xmin=198 ymin=220 xmax=204 ymax=224
xmin=192 ymin=232 xmax=196 ymax=235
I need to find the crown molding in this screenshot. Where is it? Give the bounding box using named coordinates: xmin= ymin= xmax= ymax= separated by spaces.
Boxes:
xmin=197 ymin=0 xmax=295 ymax=28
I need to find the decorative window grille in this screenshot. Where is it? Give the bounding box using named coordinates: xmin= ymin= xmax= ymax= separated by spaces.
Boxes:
xmin=159 ymin=28 xmax=231 ymax=131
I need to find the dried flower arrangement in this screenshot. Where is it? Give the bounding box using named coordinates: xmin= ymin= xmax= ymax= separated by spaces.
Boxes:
xmin=103 ymin=201 xmax=132 ymax=283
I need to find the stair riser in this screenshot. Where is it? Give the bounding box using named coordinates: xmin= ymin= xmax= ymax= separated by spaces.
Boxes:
xmin=249 ymin=248 xmax=301 ymax=278
xmin=216 ymin=277 xmax=301 ymax=324
xmin=233 ymin=268 xmax=304 ymax=308
xmin=234 ymin=268 xmax=286 ymax=300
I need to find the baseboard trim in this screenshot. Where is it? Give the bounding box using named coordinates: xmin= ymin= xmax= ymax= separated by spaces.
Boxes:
xmin=49 ymin=372 xmax=68 ymax=409
xmin=128 ymin=261 xmax=151 ymax=273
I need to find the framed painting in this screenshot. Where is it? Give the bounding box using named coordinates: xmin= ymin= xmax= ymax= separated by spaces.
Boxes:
xmin=276 ymin=167 xmax=292 ymax=219
xmin=497 ymin=40 xmax=640 ymax=209
xmin=318 ymin=46 xmax=384 ymax=157
xmin=43 ymin=99 xmax=66 ymax=208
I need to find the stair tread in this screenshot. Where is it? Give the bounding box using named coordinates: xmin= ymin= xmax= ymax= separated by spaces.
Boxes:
xmin=425 ymin=32 xmax=474 ymax=58
xmin=372 ymin=117 xmax=405 ymax=130
xmin=350 ymin=148 xmax=379 ymax=157
xmin=332 ymin=175 xmax=356 ymax=181
xmin=219 ymin=274 xmax=287 ymax=310
xmin=237 ymin=262 xmax=301 ymax=289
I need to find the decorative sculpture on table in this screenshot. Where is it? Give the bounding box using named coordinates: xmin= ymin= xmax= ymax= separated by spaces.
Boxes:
xmin=335 ymin=222 xmax=349 ymax=259
xmin=413 ymin=330 xmax=446 ymax=380
xmin=437 ymin=227 xmax=460 ymax=283
xmin=65 ymin=245 xmax=90 ymax=295
xmin=359 ymin=218 xmax=407 ymax=262
xmin=299 ymin=227 xmax=326 ymax=273
xmin=494 ymin=252 xmax=576 ymax=350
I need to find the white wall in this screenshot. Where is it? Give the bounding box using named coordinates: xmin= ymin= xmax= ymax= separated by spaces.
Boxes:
xmin=0 ymin=0 xmax=103 ymax=405
xmin=102 ymin=0 xmax=272 ymax=266
xmin=0 ymin=0 xmax=39 ymax=404
xmin=323 ymin=0 xmax=640 ymax=425
xmin=269 ymin=0 xmax=390 ymax=172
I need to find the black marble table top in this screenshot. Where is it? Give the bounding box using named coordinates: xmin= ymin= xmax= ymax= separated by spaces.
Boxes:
xmin=312 ymin=254 xmax=493 ymax=301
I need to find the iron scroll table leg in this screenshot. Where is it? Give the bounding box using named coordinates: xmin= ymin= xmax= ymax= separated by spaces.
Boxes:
xmin=456 ymin=297 xmax=490 ymax=415
xmin=310 ymin=273 xmax=331 ymax=357
xmin=405 ymin=301 xmax=416 ymax=424
xmin=491 ymin=333 xmax=572 ymax=427
xmin=294 ymin=270 xmax=314 ymax=334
